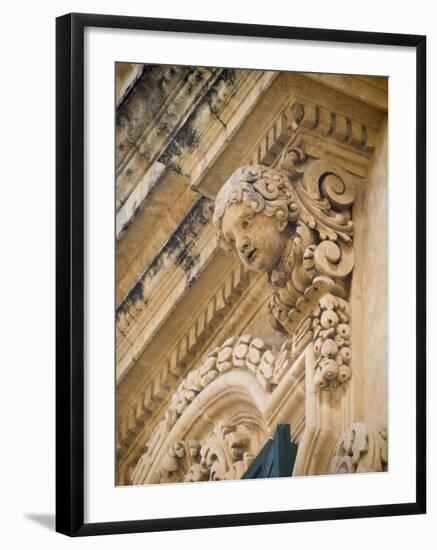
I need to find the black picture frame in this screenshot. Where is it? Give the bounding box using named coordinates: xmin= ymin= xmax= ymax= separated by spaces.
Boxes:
xmin=56 ymin=12 xmax=426 ymax=537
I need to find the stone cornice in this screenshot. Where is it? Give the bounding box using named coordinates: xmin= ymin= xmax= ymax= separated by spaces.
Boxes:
xmin=116 ymin=68 xmax=277 ymax=237
xmin=116 ymin=70 xmax=278 ymax=304
xmin=249 ymin=99 xmax=377 ymax=179
xmin=116 ymin=197 xmax=215 ymax=382
xmin=196 ymin=71 xmax=385 ymax=198
xmin=116 ymin=65 xmax=217 ymax=211
xmin=116 ymin=63 xmax=145 ymax=107
xmin=116 ymin=172 xmax=197 ymax=305
xmin=305 ymin=74 xmax=388 ymax=112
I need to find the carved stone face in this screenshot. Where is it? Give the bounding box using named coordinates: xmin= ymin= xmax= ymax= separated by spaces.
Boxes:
xmin=220 ymin=202 xmax=288 ymax=273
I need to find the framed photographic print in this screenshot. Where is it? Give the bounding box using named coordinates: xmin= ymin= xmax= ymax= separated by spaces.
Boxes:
xmin=56 ymin=12 xmax=426 ymax=536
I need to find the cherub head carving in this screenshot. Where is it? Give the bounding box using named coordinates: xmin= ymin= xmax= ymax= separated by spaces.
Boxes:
xmin=213 ymin=165 xmax=299 ymax=273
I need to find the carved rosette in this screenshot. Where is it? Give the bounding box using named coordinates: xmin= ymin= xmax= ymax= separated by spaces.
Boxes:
xmin=312 ymin=294 xmax=352 ymax=389
xmin=329 ymin=423 xmax=388 ymax=474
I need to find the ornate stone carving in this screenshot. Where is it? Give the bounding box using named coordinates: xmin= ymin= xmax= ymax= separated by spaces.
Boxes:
xmin=117 ymin=72 xmax=388 ymax=486
xmin=312 ymin=294 xmax=352 ymax=389
xmin=249 ymin=100 xmax=377 ymax=169
xmin=289 ymin=101 xmax=377 ymax=155
xmin=158 ymin=440 xmax=209 ymax=483
xmin=116 ymin=261 xmax=252 ymax=455
xmin=198 ymin=422 xmax=260 ymax=482
xmin=166 ymin=334 xmax=281 ymax=424
xmin=213 ymin=152 xmax=357 ymax=339
xmin=130 ymin=334 xmax=297 ymax=484
xmin=155 ymin=421 xmax=265 ymax=484
xmin=329 ymin=423 xmax=388 ymax=474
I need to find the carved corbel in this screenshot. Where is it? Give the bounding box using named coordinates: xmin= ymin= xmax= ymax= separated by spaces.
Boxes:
xmin=329 ymin=423 xmax=388 ymax=474
xmin=158 ymin=440 xmax=209 ymax=483
xmin=268 ymin=149 xmax=357 ymax=338
xmin=212 ymin=150 xmax=358 ymax=386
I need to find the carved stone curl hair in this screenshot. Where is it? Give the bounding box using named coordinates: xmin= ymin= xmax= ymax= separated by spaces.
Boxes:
xmin=212 ymin=165 xmax=299 ymax=249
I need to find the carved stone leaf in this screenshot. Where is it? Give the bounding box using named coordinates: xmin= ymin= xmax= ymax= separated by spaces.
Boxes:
xmin=329 ymin=424 xmax=388 ymax=474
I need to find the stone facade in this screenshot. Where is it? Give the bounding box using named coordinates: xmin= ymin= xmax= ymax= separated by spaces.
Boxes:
xmin=115 ymin=63 xmax=388 ymax=485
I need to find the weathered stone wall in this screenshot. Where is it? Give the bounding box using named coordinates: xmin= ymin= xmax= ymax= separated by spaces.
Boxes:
xmin=357 ymin=119 xmax=388 ymax=429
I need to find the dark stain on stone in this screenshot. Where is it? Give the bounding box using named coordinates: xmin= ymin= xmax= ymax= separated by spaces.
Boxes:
xmin=149 ymin=68 xmax=238 ymax=172
xmin=121 ymin=218 xmax=131 ymax=233
xmin=205 ymin=68 xmax=237 ymax=100
xmin=175 ymin=250 xmax=200 ymax=272
xmin=151 ymin=197 xmax=210 ymax=279
xmin=146 ymin=251 xmax=164 ymax=280
xmin=186 ymin=275 xmax=197 ymax=289
xmin=221 ymin=68 xmax=237 ymax=86
xmin=157 ymin=116 xmax=198 ymax=169
xmin=129 ymin=279 xmax=144 ymax=303
xmin=142 ymin=196 xmax=212 ymax=285
xmin=117 ymin=65 xmax=189 ymax=145
xmin=175 ymin=119 xmax=198 ymax=149
xmin=116 ymin=279 xmax=144 ymax=316
xmin=181 ymin=67 xmax=201 ymax=94
xmin=204 ymin=68 xmax=238 ymax=122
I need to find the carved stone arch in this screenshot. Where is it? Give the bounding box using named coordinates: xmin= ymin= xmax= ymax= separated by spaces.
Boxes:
xmin=132 ymin=369 xmax=272 ymax=485
xmin=130 ymin=335 xmax=305 ymax=485
xmin=145 ymin=370 xmax=271 ymax=484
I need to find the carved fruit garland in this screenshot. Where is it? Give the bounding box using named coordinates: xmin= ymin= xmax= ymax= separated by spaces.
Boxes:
xmin=312 ymin=295 xmax=352 ymax=389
